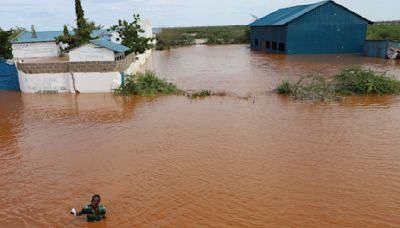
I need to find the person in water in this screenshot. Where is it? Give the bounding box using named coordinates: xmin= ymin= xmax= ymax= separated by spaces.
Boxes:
xmin=71 ymin=194 xmax=107 ymax=222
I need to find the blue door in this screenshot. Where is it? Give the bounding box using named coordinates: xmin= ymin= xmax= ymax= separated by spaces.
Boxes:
xmin=0 ymin=60 xmax=20 ymax=91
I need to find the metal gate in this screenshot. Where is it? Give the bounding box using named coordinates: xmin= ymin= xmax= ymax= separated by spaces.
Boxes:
xmin=0 ymin=60 xmax=20 ymax=91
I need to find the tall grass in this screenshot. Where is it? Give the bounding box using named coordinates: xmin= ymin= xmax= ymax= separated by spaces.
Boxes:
xmin=115 ymin=71 xmax=178 ymax=96
xmin=277 ymin=68 xmax=400 ymax=101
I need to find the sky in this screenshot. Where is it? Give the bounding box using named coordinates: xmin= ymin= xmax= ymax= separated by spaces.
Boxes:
xmin=0 ymin=0 xmax=398 ymax=31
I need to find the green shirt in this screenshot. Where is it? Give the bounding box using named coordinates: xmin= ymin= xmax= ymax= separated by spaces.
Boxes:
xmin=80 ymin=204 xmax=107 ymax=222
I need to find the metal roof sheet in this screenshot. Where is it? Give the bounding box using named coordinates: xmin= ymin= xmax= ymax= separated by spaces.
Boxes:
xmin=249 ymin=0 xmax=370 ymax=26
xmin=89 ymin=39 xmax=130 ymax=53
xmin=13 ymin=29 xmax=111 ymax=43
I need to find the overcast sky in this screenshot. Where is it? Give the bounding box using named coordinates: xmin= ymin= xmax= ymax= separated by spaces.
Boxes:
xmin=0 ymin=0 xmax=398 ymax=30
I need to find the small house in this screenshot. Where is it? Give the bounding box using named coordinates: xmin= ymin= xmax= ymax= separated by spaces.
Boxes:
xmin=249 ymin=0 xmax=372 ymax=54
xmin=69 ymin=39 xmax=130 ymax=62
xmin=12 ymin=31 xmax=64 ymax=58
xmin=12 ymin=30 xmax=120 ymax=59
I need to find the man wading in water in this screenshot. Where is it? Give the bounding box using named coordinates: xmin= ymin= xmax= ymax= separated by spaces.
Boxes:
xmin=71 ymin=194 xmax=107 ymax=222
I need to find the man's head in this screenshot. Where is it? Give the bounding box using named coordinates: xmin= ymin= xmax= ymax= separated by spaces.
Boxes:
xmin=91 ymin=194 xmax=101 ymax=207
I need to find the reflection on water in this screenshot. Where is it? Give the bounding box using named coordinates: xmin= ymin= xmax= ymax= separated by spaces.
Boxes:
xmin=1 ymin=45 xmax=400 ymax=227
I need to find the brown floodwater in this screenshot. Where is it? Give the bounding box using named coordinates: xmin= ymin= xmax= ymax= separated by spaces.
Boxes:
xmin=1 ymin=45 xmax=400 ymax=227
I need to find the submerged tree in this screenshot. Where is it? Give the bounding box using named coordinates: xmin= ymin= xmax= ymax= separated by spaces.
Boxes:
xmin=0 ymin=27 xmax=13 ymax=60
xmin=111 ymin=14 xmax=154 ymax=54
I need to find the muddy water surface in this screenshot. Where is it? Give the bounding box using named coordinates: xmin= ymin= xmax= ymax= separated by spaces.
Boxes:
xmin=1 ymin=45 xmax=400 ymax=227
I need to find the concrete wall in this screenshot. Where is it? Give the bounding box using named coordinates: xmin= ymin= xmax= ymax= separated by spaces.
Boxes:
xmin=16 ymin=50 xmax=153 ymax=94
xmin=17 ymin=52 xmax=136 ymax=74
xmin=12 ymin=42 xmax=61 ymax=58
xmin=124 ymin=50 xmax=153 ymax=75
xmin=18 ymin=71 xmax=122 ymax=93
xmin=69 ymin=43 xmax=116 ymax=62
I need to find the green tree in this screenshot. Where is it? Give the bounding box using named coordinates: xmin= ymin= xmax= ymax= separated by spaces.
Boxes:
xmin=111 ymin=14 xmax=154 ymax=54
xmin=0 ymin=27 xmax=13 ymax=60
xmin=63 ymin=25 xmax=70 ymax=36
xmin=75 ymin=0 xmax=85 ymax=29
xmin=31 ymin=25 xmax=37 ymax=38
xmin=55 ymin=0 xmax=96 ymax=51
xmin=9 ymin=27 xmax=26 ymax=41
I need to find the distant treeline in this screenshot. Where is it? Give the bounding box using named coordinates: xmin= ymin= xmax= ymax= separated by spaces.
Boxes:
xmin=155 ymin=23 xmax=400 ymax=50
xmin=156 ymin=25 xmax=250 ymax=50
xmin=374 ymin=20 xmax=400 ymax=25
xmin=367 ymin=24 xmax=400 ymax=40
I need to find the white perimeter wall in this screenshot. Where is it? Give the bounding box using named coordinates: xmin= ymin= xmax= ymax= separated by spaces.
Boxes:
xmin=17 ymin=49 xmax=153 ymax=93
xmin=12 ymin=42 xmax=61 ymax=59
xmin=124 ymin=50 xmax=153 ymax=75
xmin=69 ymin=43 xmax=115 ymax=62
xmin=18 ymin=71 xmax=122 ymax=93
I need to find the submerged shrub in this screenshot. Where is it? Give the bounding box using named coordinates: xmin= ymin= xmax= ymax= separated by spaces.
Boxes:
xmin=334 ymin=68 xmax=400 ymax=95
xmin=276 ymin=67 xmax=400 ymax=101
xmin=277 ymin=76 xmax=337 ymax=101
xmin=277 ymin=80 xmax=293 ymax=95
xmin=115 ymin=71 xmax=178 ymax=96
xmin=186 ymin=90 xmax=212 ymax=99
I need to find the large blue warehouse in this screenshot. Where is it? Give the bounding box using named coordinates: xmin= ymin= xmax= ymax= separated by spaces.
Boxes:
xmin=250 ymin=0 xmax=372 ymax=54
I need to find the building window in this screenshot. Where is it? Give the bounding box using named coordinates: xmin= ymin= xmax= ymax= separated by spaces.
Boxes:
xmin=272 ymin=42 xmax=277 ymax=50
xmin=254 ymin=39 xmax=259 ymax=46
xmin=266 ymin=41 xmax=271 ymax=49
xmin=278 ymin=43 xmax=286 ymax=52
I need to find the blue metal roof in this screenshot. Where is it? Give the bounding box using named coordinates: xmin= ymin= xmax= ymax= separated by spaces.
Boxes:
xmin=13 ymin=29 xmax=111 ymax=43
xmin=249 ymin=0 xmax=370 ymax=26
xmin=13 ymin=31 xmax=65 ymax=43
xmin=89 ymin=39 xmax=130 ymax=53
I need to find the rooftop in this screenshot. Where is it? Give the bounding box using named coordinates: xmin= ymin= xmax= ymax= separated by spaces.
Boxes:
xmin=250 ymin=0 xmax=371 ymax=27
xmin=13 ymin=29 xmax=112 ymax=43
xmin=89 ymin=39 xmax=130 ymax=53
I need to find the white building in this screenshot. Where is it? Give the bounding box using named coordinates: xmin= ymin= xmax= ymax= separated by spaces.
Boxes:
xmin=12 ymin=31 xmax=64 ymax=59
xmin=11 ymin=30 xmax=120 ymax=60
xmin=69 ymin=39 xmax=130 ymax=62
xmin=139 ymin=19 xmax=154 ymax=39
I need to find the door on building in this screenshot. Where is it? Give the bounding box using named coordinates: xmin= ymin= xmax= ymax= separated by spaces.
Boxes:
xmin=0 ymin=60 xmax=20 ymax=91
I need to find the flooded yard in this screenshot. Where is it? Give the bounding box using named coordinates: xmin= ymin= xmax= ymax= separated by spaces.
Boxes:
xmin=1 ymin=45 xmax=400 ymax=227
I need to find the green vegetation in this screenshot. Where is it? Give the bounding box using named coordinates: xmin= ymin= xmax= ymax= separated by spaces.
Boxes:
xmin=277 ymin=75 xmax=338 ymax=101
xmin=185 ymin=90 xmax=228 ymax=99
xmin=111 ymin=14 xmax=154 ymax=54
xmin=115 ymin=71 xmax=178 ymax=96
xmin=31 ymin=25 xmax=37 ymax=38
xmin=0 ymin=27 xmax=13 ymax=60
xmin=55 ymin=0 xmax=97 ymax=51
xmin=277 ymin=68 xmax=400 ymax=101
xmin=9 ymin=27 xmax=26 ymax=41
xmin=186 ymin=90 xmax=212 ymax=99
xmin=156 ymin=25 xmax=250 ymax=50
xmin=367 ymin=24 xmax=400 ymax=40
xmin=335 ymin=68 xmax=400 ymax=95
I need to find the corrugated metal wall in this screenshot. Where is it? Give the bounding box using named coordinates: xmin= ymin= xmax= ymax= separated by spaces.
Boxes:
xmin=0 ymin=61 xmax=20 ymax=91
xmin=250 ymin=26 xmax=287 ymax=53
xmin=251 ymin=1 xmax=369 ymax=54
xmin=365 ymin=40 xmax=400 ymax=58
xmin=287 ymin=2 xmax=368 ymax=54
